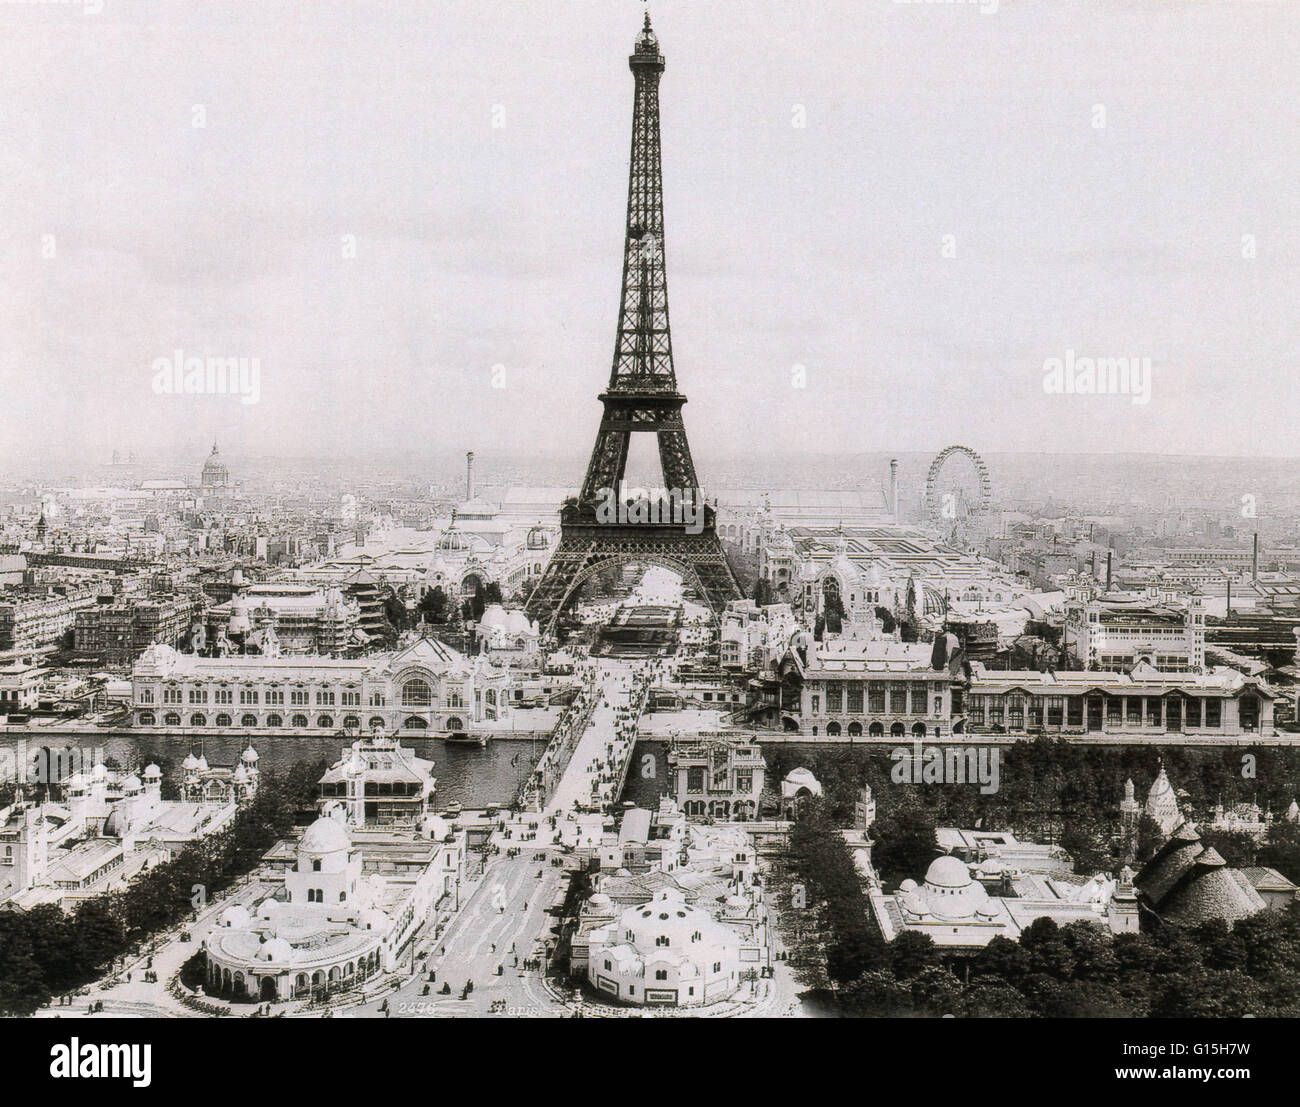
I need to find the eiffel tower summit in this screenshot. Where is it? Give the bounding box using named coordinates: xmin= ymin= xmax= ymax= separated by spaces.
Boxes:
xmin=525 ymin=14 xmax=741 ymax=634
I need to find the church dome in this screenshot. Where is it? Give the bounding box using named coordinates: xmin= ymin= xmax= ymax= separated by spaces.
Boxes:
xmin=121 ymin=774 xmax=142 ymax=793
xmin=241 ymin=744 xmax=259 ymax=764
xmin=143 ymin=763 xmax=161 ymax=779
xmin=201 ymin=442 xmax=230 ymax=487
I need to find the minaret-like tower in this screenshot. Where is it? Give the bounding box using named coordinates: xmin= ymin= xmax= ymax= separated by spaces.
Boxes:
xmin=525 ymin=16 xmax=740 ymax=633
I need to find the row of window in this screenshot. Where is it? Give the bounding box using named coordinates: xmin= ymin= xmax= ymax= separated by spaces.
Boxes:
xmin=145 ymin=687 xmax=378 ymax=707
xmin=816 ymin=721 xmax=929 ymax=737
xmin=966 ymin=694 xmax=1240 ymax=730
xmin=136 ymin=712 xmax=468 ymax=730
xmin=813 ymin=685 xmax=942 ymax=715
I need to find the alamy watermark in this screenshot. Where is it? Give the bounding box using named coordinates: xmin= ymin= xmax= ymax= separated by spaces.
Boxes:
xmin=594 ymin=482 xmax=704 ymax=535
xmin=1042 ymin=349 xmax=1152 ymax=405
xmin=0 ymin=741 xmax=105 ymax=784
xmin=890 ymin=740 xmax=1000 ymax=794
xmin=151 ymin=349 xmax=261 ymax=405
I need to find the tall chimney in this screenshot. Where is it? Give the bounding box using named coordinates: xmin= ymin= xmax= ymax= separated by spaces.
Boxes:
xmin=465 ymin=451 xmax=475 ymax=501
xmin=889 ymin=458 xmax=899 ymax=517
xmin=1252 ymin=532 xmax=1259 ymax=583
xmin=1105 ymin=549 xmax=1113 ymax=591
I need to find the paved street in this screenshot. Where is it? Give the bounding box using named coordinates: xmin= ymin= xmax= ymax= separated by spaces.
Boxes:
xmin=349 ymin=853 xmax=571 ymax=1018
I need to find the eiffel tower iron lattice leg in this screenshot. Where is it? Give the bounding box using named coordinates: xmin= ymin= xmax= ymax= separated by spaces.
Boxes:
xmin=525 ymin=16 xmax=740 ymax=634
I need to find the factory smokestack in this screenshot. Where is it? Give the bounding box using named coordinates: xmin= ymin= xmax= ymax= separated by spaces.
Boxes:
xmin=889 ymin=458 xmax=899 ymax=518
xmin=465 ymin=451 xmax=475 ymax=501
xmin=1252 ymin=532 xmax=1259 ymax=583
xmin=1105 ymin=549 xmax=1113 ymax=591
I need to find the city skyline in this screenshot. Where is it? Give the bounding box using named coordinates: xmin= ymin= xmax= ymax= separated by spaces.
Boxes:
xmin=2 ymin=0 xmax=1297 ymax=470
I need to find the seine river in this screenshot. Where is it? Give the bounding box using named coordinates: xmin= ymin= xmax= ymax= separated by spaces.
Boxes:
xmin=0 ymin=732 xmax=546 ymax=810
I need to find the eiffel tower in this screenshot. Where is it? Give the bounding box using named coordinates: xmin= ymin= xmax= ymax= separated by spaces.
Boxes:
xmin=525 ymin=15 xmax=740 ymax=634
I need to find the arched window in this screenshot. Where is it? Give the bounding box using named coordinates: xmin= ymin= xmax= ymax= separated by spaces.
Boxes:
xmin=402 ymin=678 xmax=433 ymax=707
xmin=215 ymin=713 xmax=231 ymax=727
xmin=190 ymin=713 xmax=206 ymax=727
xmin=369 ymin=715 xmax=386 ymax=730
xmin=342 ymin=715 xmax=360 ymax=730
xmin=317 ymin=715 xmax=334 ymax=729
xmin=868 ymin=722 xmax=884 ymax=737
xmin=266 ymin=713 xmax=283 ymax=727
xmin=891 ymin=722 xmax=905 ymax=737
xmin=312 ymin=859 xmax=321 ymax=872
xmin=445 ymin=716 xmax=463 ymax=731
xmin=911 ymin=722 xmax=926 ymax=737
xmin=164 ymin=712 xmax=181 ymax=726
xmin=241 ymin=714 xmax=258 ymax=727
xmin=291 ymin=714 xmax=308 ymax=728
xmin=847 ymin=721 xmax=862 ymax=737
xmin=404 ymin=715 xmax=428 ymax=730
xmin=137 ymin=711 xmax=155 ymax=725
xmin=826 ymin=722 xmax=841 ymax=737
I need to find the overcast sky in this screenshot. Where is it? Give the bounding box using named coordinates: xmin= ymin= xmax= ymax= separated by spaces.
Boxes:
xmin=0 ymin=0 xmax=1296 ymax=470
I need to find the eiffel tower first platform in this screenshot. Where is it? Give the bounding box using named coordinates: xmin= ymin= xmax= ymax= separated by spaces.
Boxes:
xmin=524 ymin=16 xmax=741 ymax=634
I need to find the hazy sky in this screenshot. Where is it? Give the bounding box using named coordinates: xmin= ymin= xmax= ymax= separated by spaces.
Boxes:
xmin=0 ymin=0 xmax=1297 ymax=471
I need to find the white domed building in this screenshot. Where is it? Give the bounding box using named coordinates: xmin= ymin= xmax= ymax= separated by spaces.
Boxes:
xmin=201 ymin=807 xmax=465 ymax=1003
xmin=870 ymin=852 xmax=1138 ymax=949
xmin=474 ymin=603 xmax=541 ymax=664
xmin=586 ymin=888 xmax=748 ymax=1008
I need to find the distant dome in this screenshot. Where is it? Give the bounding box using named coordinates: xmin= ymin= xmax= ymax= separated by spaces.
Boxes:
xmin=258 ymin=898 xmax=282 ymax=919
xmin=922 ymin=855 xmax=989 ymax=920
xmin=360 ymin=908 xmax=390 ymax=931
xmin=256 ymin=937 xmax=293 ymax=963
xmin=300 ymin=816 xmax=350 ymax=855
xmin=438 ymin=529 xmax=470 ymax=553
xmin=220 ymin=904 xmax=252 ymax=928
xmin=925 ymin=855 xmax=973 ymax=888
xmin=201 ymin=442 xmax=230 ymax=487
xmin=121 ymin=774 xmax=142 ymax=793
xmin=143 ymin=763 xmax=161 ymax=779
xmin=421 ymin=814 xmax=451 ymax=842
xmin=781 ymin=767 xmax=822 ymax=799
xmin=241 ymin=745 xmax=259 ymax=764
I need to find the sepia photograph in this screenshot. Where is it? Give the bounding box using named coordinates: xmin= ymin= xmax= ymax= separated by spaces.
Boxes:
xmin=1 ymin=0 xmax=1297 ymax=1077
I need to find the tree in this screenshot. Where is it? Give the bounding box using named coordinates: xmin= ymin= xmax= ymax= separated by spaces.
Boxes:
xmin=418 ymin=586 xmax=448 ymax=624
xmin=871 ymin=806 xmax=939 ymax=889
xmin=71 ymin=898 xmax=125 ymax=975
xmin=0 ymin=929 xmax=49 ymax=1016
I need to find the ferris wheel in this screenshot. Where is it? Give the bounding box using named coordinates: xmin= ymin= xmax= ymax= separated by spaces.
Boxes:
xmin=923 ymin=445 xmax=993 ymax=524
